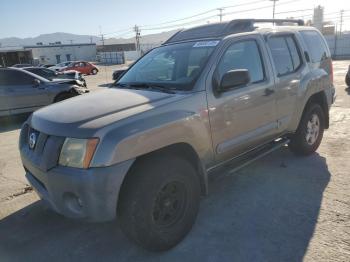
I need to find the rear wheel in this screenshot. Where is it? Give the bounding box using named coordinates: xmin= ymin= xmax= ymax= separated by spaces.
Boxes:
xmin=118 ymin=155 xmax=200 ymax=251
xmin=289 ymin=103 xmax=325 ymax=155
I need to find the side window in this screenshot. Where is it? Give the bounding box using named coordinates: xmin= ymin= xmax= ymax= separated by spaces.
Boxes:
xmin=217 ymin=40 xmax=265 ymax=83
xmin=300 ymin=30 xmax=328 ymax=63
xmin=285 ymin=36 xmax=301 ymax=70
xmin=267 ymin=35 xmax=302 ymax=76
xmin=0 ymin=70 xmax=34 ymax=85
xmin=267 ymin=36 xmax=294 ymax=76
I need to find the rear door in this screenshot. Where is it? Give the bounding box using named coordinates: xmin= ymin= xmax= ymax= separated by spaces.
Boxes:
xmin=0 ymin=70 xmax=9 ymax=116
xmin=266 ymin=33 xmax=305 ymax=132
xmin=5 ymin=70 xmax=50 ymax=113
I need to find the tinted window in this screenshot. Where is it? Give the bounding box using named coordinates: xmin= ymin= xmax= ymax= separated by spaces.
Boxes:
xmin=300 ymin=30 xmax=328 ymax=62
xmin=217 ymin=40 xmax=264 ymax=83
xmin=0 ymin=70 xmax=34 ymax=85
xmin=26 ymin=68 xmax=54 ymax=79
xmin=285 ymin=36 xmax=301 ymax=70
xmin=267 ymin=37 xmax=294 ymax=76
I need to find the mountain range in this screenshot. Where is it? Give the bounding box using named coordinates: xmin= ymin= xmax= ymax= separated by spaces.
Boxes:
xmin=0 ymin=30 xmax=179 ymax=48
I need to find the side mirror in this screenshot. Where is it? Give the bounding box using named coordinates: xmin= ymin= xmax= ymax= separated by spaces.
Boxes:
xmin=217 ymin=69 xmax=250 ymax=93
xmin=32 ymin=79 xmax=41 ymax=87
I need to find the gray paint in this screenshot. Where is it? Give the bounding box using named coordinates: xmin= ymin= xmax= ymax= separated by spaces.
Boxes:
xmin=20 ymin=25 xmax=335 ymax=221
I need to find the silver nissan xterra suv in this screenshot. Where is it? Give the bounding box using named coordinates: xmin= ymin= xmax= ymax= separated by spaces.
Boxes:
xmin=19 ymin=19 xmax=336 ymax=251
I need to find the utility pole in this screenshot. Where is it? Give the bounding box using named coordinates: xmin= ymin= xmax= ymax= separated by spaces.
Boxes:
xmin=99 ymin=25 xmax=105 ymax=46
xmin=134 ymin=25 xmax=141 ymax=56
xmin=335 ymin=10 xmax=344 ymax=59
xmin=270 ymin=0 xmax=279 ymax=20
xmin=218 ymin=8 xmax=224 ymax=22
xmin=339 ymin=9 xmax=344 ymax=36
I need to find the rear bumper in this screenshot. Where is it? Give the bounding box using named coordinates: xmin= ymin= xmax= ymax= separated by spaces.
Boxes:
xmin=22 ymin=155 xmax=133 ymax=222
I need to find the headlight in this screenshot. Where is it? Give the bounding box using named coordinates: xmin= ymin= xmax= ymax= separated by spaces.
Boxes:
xmin=59 ymin=138 xmax=99 ymax=168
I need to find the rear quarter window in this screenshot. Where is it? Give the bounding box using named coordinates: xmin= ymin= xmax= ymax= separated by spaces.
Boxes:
xmin=300 ymin=30 xmax=329 ymax=63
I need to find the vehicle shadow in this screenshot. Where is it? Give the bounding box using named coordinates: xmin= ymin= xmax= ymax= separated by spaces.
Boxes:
xmin=0 ymin=147 xmax=330 ymax=262
xmin=0 ymin=114 xmax=30 ymax=133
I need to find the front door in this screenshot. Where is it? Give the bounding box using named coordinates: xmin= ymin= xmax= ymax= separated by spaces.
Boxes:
xmin=206 ymin=35 xmax=278 ymax=163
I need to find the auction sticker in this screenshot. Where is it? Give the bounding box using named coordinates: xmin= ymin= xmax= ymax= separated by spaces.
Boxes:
xmin=193 ymin=40 xmax=220 ymax=48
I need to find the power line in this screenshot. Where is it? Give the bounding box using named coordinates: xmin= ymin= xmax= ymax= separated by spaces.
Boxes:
xmin=140 ymin=0 xmax=269 ymax=28
xmin=275 ymin=8 xmax=313 ymax=15
xmin=222 ymin=0 xmax=300 ymax=17
xmin=141 ymin=14 xmax=218 ymax=31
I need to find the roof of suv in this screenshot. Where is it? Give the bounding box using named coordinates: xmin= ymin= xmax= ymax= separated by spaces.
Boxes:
xmin=164 ymin=19 xmax=313 ymax=45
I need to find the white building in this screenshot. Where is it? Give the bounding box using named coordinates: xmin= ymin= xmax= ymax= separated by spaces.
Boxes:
xmin=24 ymin=43 xmax=96 ymax=65
xmin=313 ymin=6 xmax=324 ymax=32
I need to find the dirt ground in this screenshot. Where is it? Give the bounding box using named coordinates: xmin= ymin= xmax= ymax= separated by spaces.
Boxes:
xmin=0 ymin=61 xmax=349 ymax=261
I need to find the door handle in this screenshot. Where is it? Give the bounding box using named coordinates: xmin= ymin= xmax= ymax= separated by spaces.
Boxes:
xmin=264 ymin=88 xmax=275 ymax=96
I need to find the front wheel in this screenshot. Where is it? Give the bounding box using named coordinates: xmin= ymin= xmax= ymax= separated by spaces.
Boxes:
xmin=289 ymin=103 xmax=325 ymax=155
xmin=118 ymin=155 xmax=200 ymax=251
xmin=91 ymin=68 xmax=98 ymax=75
xmin=54 ymin=92 xmax=75 ymax=102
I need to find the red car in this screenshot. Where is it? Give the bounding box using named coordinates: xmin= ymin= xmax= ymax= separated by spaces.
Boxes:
xmin=62 ymin=61 xmax=98 ymax=75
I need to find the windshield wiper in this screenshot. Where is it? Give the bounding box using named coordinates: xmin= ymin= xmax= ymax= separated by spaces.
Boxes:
xmin=116 ymin=82 xmax=176 ymax=94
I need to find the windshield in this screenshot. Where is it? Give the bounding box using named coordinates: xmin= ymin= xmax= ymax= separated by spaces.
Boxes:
xmin=117 ymin=41 xmax=218 ymax=90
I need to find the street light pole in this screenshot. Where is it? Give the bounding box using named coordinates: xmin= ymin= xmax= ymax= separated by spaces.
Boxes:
xmin=270 ymin=0 xmax=279 ymax=20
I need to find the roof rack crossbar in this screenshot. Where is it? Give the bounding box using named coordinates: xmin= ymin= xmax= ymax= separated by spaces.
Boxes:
xmin=164 ymin=18 xmax=305 ymax=44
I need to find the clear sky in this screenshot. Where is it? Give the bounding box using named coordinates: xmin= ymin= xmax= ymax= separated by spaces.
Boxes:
xmin=0 ymin=0 xmax=349 ymax=39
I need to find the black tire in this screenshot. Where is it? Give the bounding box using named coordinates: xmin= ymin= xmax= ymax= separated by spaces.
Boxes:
xmin=289 ymin=103 xmax=325 ymax=156
xmin=118 ymin=155 xmax=201 ymax=251
xmin=91 ymin=68 xmax=98 ymax=75
xmin=346 ymin=74 xmax=350 ymax=87
xmin=54 ymin=92 xmax=75 ymax=102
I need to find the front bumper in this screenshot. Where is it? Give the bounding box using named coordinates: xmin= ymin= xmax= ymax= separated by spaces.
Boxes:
xmin=22 ymin=154 xmax=133 ymax=222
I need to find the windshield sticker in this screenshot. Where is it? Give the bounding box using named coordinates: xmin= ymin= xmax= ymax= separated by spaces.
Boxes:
xmin=193 ymin=40 xmax=220 ymax=48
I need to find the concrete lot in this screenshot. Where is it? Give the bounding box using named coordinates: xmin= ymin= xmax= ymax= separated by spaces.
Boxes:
xmin=0 ymin=61 xmax=349 ymax=261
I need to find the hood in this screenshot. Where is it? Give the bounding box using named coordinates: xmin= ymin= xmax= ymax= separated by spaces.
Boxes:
xmin=30 ymin=88 xmax=176 ymax=137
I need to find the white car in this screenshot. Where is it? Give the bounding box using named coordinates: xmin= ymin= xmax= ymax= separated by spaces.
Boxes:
xmin=49 ymin=61 xmax=73 ymax=71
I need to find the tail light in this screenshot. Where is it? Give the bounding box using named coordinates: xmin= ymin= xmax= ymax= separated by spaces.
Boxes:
xmin=329 ymin=59 xmax=334 ymax=83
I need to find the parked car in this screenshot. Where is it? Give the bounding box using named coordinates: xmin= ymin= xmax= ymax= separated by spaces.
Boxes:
xmin=12 ymin=63 xmax=33 ymax=68
xmin=23 ymin=67 xmax=87 ymax=87
xmin=19 ymin=19 xmax=335 ymax=251
xmin=346 ymin=65 xmax=350 ymax=86
xmin=0 ymin=67 xmax=88 ymax=116
xmin=62 ymin=61 xmax=98 ymax=75
xmin=49 ymin=61 xmax=74 ymax=71
xmin=39 ymin=64 xmax=56 ymax=68
xmin=112 ymin=67 xmax=128 ymax=80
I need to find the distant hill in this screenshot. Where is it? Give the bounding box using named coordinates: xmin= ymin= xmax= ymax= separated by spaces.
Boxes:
xmin=103 ymin=29 xmax=179 ymax=45
xmin=0 ymin=30 xmax=179 ymax=48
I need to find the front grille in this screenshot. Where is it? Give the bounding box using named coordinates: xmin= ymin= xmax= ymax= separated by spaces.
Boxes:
xmin=20 ymin=124 xmax=65 ymax=171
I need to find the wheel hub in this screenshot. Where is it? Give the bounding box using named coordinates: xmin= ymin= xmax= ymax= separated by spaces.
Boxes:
xmin=306 ymin=113 xmax=320 ymax=145
xmin=152 ymin=181 xmax=186 ymax=227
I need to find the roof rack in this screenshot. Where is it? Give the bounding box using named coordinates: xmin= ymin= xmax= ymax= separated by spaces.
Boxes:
xmin=164 ymin=19 xmax=304 ymax=44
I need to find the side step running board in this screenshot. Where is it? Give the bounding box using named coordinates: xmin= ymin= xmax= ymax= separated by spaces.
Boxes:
xmin=208 ymin=138 xmax=290 ymax=180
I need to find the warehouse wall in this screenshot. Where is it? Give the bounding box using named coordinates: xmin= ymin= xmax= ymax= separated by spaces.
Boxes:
xmin=25 ymin=44 xmax=96 ymax=64
xmin=324 ymin=34 xmax=350 ymax=59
